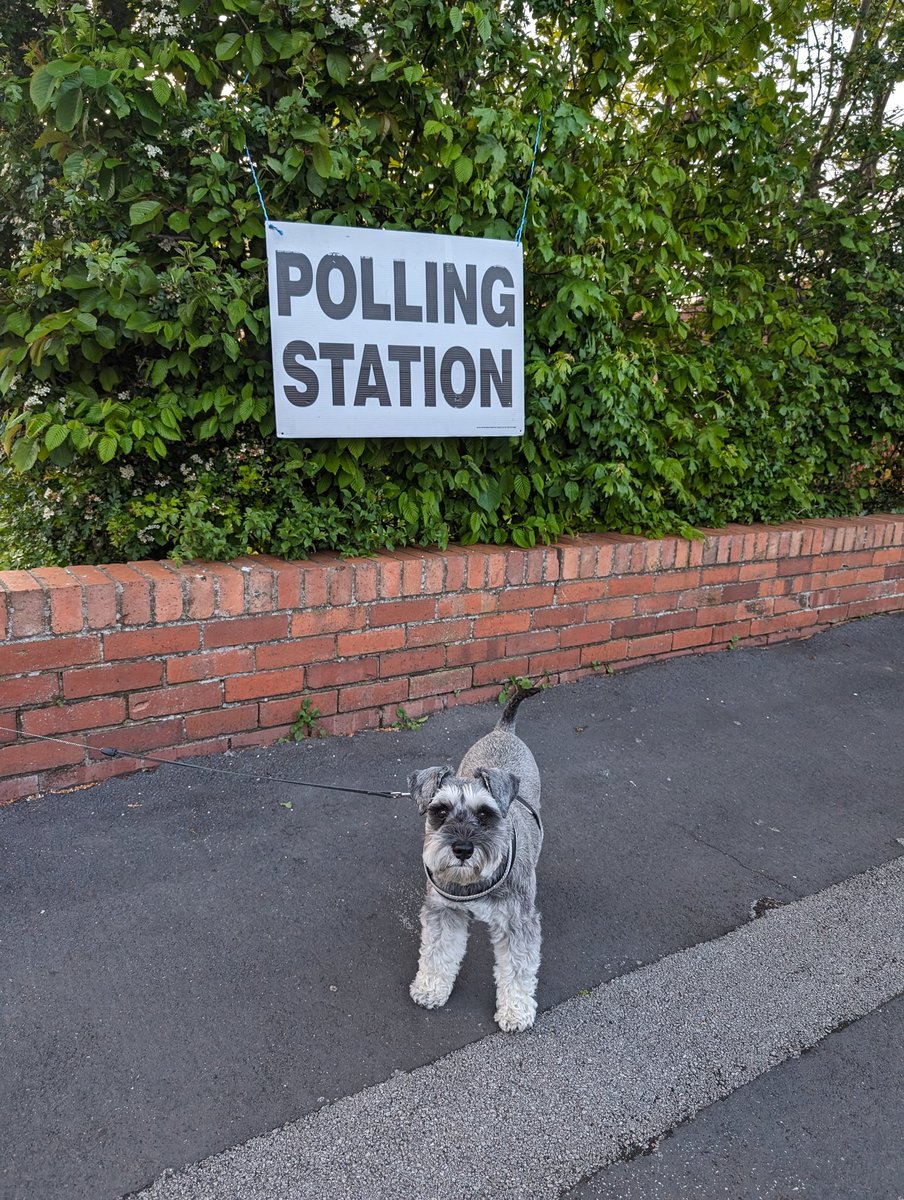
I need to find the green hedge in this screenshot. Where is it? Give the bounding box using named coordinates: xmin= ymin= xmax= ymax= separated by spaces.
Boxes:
xmin=1 ymin=0 xmax=901 ymax=568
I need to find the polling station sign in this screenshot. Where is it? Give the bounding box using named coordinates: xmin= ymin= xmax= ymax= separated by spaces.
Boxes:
xmin=266 ymin=222 xmax=524 ymax=438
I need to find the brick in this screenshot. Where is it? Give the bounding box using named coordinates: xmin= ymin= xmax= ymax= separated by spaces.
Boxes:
xmin=0 ymin=674 xmax=59 ymax=708
xmin=446 ymin=637 xmax=506 ymax=667
xmin=581 ymin=638 xmax=630 ymax=665
xmin=369 ymin=597 xmax=437 ymax=628
xmin=585 ymin=597 xmax=635 ymax=621
xmin=22 ymin=695 xmax=125 ymax=735
xmin=64 ymin=661 xmax=163 ymax=699
xmin=484 ymin=551 xmax=507 ymax=589
xmin=203 ymin=614 xmax=289 ymax=649
xmin=0 ymin=774 xmax=42 ymax=805
xmin=505 ymin=630 xmax=558 ymax=656
xmin=186 ymin=705 xmax=258 ymax=740
xmin=383 ymin=693 xmax=448 ymax=725
xmin=637 ymin=590 xmax=679 ymax=615
xmin=530 ymin=604 xmax=586 ymax=630
xmin=408 ymin=667 xmax=472 ymax=699
xmin=407 ymin=619 xmax=470 ymax=648
xmin=1 ymin=635 xmax=101 ymax=673
xmin=437 ymin=591 xmax=497 ymax=618
xmin=207 ymin=564 xmax=246 ymax=615
xmin=672 ymin=626 xmax=714 ymax=650
xmin=129 ymin=561 xmax=185 ymax=623
xmin=555 ymin=580 xmax=608 ymax=605
xmin=466 ymin=551 xmax=488 ymax=590
xmin=749 ymin=610 xmax=821 ymax=637
xmin=104 ymin=625 xmax=200 ymax=661
xmin=305 ymin=659 xmax=379 ymax=689
xmin=611 ymin=616 xmax=659 ymax=639
xmin=443 ymin=550 xmax=468 ymax=592
xmin=401 ymin=553 xmax=426 ymax=596
xmin=98 ymin=563 xmax=152 ymax=625
xmin=183 ymin=569 xmax=217 ymax=619
xmin=259 ymin=691 xmax=338 ymax=729
xmin=232 ymin=725 xmax=293 ymax=749
xmin=339 ymin=678 xmax=409 ymax=712
xmin=299 ymin=563 xmax=329 ymax=608
xmin=538 ymin=547 xmax=561 ymax=583
xmin=528 ymin=648 xmax=581 ymax=677
xmin=155 ymin=737 xmax=234 ymax=762
xmin=739 ymin=560 xmax=778 ymax=581
xmin=256 ymin=636 xmax=336 ymax=670
xmin=338 ymin=627 xmax=405 ymax=657
xmin=559 ymin=621 xmax=613 ymax=649
xmin=291 ymin=607 xmax=364 ymax=638
xmin=422 ymin=554 xmax=447 ymax=594
xmin=446 ymin=683 xmax=503 ymax=709
xmin=327 ymin=563 xmax=355 ymax=607
xmin=30 ymin=567 xmax=83 ymax=633
xmin=322 ymin=710 xmax=376 ymax=737
xmin=224 ymin=668 xmax=303 ymax=703
xmin=523 ymin=549 xmax=548 ymax=584
xmin=498 ymin=585 xmax=556 ymax=612
xmin=693 ymin=603 xmax=747 ymax=626
xmin=824 ymin=566 xmax=886 ymax=588
xmin=352 ymin=561 xmax=379 ymax=604
xmin=166 ymin=648 xmax=254 ymax=684
xmin=504 ymin=551 xmax=528 ymax=586
xmin=0 ymin=736 xmax=84 ymax=776
xmin=653 ymin=610 xmax=696 ymax=633
xmin=698 ymin=564 xmax=742 ymax=586
xmin=376 ymin=555 xmax=403 ymax=600
xmin=86 ymin=717 xmax=185 ymax=756
xmin=233 ymin=557 xmax=278 ymax=613
xmin=473 ymin=657 xmax=528 ymax=686
xmin=131 ymin=680 xmax=222 ymax=718
xmin=379 ymin=646 xmax=446 ymax=678
xmin=472 ymin=611 xmax=530 ymax=638
xmin=626 ymin=632 xmax=673 ymax=658
xmin=710 ymin=621 xmax=751 ymax=644
xmin=67 ymin=565 xmax=117 ymax=629
xmin=653 ymin=569 xmax=701 ymax=592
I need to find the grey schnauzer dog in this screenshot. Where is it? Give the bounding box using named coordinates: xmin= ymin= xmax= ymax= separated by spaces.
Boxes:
xmin=408 ymin=684 xmax=544 ymax=1032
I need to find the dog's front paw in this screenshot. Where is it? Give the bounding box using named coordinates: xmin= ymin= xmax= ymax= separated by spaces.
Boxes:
xmin=410 ymin=973 xmax=453 ymax=1010
xmin=495 ymin=993 xmax=537 ymax=1032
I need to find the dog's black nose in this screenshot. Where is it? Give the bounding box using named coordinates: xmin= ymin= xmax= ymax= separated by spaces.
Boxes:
xmin=451 ymin=839 xmax=474 ymax=861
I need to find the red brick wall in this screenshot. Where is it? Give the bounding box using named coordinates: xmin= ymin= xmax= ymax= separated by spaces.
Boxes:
xmin=2 ymin=516 xmax=902 ymax=804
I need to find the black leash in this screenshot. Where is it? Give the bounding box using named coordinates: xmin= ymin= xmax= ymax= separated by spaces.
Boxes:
xmin=0 ymin=726 xmax=410 ymax=800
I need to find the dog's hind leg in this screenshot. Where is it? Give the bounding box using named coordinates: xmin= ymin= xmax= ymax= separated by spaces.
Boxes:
xmin=410 ymin=901 xmax=470 ymax=1010
xmin=488 ymin=906 xmax=541 ymax=1032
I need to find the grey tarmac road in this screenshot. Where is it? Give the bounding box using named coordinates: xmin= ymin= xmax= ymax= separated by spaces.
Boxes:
xmin=1 ymin=613 xmax=902 ymax=1200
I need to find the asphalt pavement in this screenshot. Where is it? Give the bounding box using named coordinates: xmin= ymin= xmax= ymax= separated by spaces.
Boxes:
xmin=1 ymin=613 xmax=902 ymax=1200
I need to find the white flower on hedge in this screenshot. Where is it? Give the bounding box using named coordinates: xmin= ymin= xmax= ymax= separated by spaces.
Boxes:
xmin=120 ymin=465 xmax=135 ymax=480
xmin=331 ymin=5 xmax=357 ymax=29
xmin=145 ymin=144 xmax=162 ymax=158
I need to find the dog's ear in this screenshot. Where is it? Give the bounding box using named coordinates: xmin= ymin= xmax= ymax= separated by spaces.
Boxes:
xmin=475 ymin=767 xmax=520 ymax=816
xmin=408 ymin=765 xmax=454 ymax=815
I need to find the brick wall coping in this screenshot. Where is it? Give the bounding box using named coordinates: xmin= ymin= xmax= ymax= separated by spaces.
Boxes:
xmin=1 ymin=515 xmax=902 ymax=804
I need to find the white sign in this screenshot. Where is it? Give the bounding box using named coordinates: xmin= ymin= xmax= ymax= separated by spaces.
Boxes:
xmin=266 ymin=222 xmax=524 ymax=438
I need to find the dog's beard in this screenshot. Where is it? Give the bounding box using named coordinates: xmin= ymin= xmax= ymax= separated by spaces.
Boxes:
xmin=421 ymin=829 xmax=508 ymax=886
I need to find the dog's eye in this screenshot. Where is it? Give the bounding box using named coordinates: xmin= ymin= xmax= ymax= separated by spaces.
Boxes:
xmin=476 ymin=807 xmax=496 ymax=825
xmin=431 ymin=805 xmax=449 ymax=821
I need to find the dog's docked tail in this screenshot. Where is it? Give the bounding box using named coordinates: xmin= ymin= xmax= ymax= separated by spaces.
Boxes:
xmin=495 ymin=682 xmax=544 ymax=732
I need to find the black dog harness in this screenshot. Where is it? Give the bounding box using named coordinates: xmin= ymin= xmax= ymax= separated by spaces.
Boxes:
xmin=424 ymin=796 xmax=543 ymax=903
